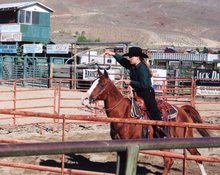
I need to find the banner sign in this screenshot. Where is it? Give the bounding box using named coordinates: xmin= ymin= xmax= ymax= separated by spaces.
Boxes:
xmin=23 ymin=44 xmax=43 ymax=53
xmin=46 ymin=44 xmax=70 ymax=54
xmin=194 ymin=68 xmax=220 ymax=86
xmin=196 ymin=86 xmax=220 ymax=95
xmin=0 ymin=44 xmax=17 ymax=53
xmin=83 ymin=69 xmax=97 ymax=80
xmin=0 ymin=24 xmax=20 ymax=33
xmin=0 ymin=32 xmax=22 ymax=42
xmin=152 ymin=69 xmax=167 ymax=91
xmin=83 ymin=69 xmax=120 ymax=80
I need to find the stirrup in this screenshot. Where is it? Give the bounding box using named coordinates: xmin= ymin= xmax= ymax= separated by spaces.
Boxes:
xmin=156 ymin=126 xmax=169 ymax=138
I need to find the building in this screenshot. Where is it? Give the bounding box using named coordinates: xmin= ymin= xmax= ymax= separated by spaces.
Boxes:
xmin=0 ymin=1 xmax=54 ymax=44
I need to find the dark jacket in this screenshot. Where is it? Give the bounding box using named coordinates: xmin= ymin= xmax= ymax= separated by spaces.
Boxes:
xmin=114 ymin=54 xmax=152 ymax=91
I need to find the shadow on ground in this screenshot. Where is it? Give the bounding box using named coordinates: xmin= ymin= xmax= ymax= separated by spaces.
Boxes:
xmin=40 ymin=153 xmax=181 ymax=174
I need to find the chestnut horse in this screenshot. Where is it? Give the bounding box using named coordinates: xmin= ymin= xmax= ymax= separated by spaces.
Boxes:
xmin=82 ymin=69 xmax=210 ymax=175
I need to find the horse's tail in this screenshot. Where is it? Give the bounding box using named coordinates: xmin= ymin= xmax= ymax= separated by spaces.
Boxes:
xmin=181 ymin=105 xmax=211 ymax=137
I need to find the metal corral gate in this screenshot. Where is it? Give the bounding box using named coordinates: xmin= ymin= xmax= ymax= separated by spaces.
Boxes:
xmin=0 ymin=56 xmax=49 ymax=87
xmin=0 ymin=79 xmax=220 ymax=175
xmin=0 ymin=109 xmax=220 ymax=175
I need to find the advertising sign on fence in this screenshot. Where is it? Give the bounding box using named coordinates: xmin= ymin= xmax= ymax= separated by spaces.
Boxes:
xmin=0 ymin=32 xmax=22 ymax=42
xmin=0 ymin=44 xmax=17 ymax=53
xmin=83 ymin=68 xmax=120 ymax=80
xmin=46 ymin=44 xmax=70 ymax=54
xmin=196 ymin=86 xmax=220 ymax=95
xmin=152 ymin=69 xmax=167 ymax=91
xmin=194 ymin=68 xmax=220 ymax=86
xmin=23 ymin=44 xmax=43 ymax=53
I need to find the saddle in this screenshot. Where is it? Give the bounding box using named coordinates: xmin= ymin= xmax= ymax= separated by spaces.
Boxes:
xmin=131 ymin=92 xmax=177 ymax=120
xmin=130 ymin=92 xmax=178 ymax=138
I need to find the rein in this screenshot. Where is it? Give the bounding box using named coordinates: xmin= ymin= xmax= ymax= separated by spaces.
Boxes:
xmin=104 ymin=96 xmax=125 ymax=111
xmin=87 ymin=78 xmax=126 ymax=112
xmin=86 ymin=96 xmax=125 ymax=112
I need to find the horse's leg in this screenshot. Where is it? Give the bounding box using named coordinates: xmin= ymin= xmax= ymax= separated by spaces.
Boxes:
xmin=148 ymin=125 xmax=154 ymax=139
xmin=162 ymin=155 xmax=174 ymax=175
xmin=187 ymin=148 xmax=207 ymax=175
xmin=110 ymin=123 xmax=120 ymax=139
xmin=184 ymin=128 xmax=207 ymax=175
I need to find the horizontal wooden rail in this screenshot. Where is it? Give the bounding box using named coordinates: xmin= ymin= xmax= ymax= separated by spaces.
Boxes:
xmin=0 ymin=137 xmax=220 ymax=158
xmin=0 ymin=109 xmax=219 ymax=130
xmin=0 ymin=137 xmax=219 ymax=175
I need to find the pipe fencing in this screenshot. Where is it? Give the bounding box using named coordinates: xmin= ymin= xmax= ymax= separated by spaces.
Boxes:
xmin=0 ymin=78 xmax=220 ymax=174
xmin=0 ymin=137 xmax=220 ymax=175
xmin=0 ymin=109 xmax=220 ymax=174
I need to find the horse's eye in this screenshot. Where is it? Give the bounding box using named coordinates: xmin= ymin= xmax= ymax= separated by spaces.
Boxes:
xmin=99 ymin=84 xmax=105 ymax=88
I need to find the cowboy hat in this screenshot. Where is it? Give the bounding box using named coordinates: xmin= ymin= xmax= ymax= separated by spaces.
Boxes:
xmin=123 ymin=47 xmax=148 ymax=58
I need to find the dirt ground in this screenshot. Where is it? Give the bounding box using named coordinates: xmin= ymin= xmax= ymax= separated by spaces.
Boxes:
xmin=0 ymin=122 xmax=219 ymax=175
xmin=0 ymin=86 xmax=219 ymax=175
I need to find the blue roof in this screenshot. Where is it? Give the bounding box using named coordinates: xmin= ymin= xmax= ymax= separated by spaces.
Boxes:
xmin=0 ymin=1 xmax=54 ymax=12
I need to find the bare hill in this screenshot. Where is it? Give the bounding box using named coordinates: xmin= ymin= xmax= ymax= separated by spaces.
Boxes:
xmin=1 ymin=0 xmax=220 ymax=48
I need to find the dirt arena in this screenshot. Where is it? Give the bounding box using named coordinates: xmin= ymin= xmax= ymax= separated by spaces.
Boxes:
xmin=0 ymin=86 xmax=219 ymax=175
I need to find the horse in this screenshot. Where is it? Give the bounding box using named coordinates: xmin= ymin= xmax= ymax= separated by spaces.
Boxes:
xmin=81 ymin=69 xmax=211 ymax=175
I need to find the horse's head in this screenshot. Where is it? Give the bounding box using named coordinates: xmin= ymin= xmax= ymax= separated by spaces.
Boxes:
xmin=81 ymin=69 xmax=111 ymax=106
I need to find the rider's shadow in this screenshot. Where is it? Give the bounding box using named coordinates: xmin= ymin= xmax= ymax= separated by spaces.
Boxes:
xmin=39 ymin=153 xmax=180 ymax=174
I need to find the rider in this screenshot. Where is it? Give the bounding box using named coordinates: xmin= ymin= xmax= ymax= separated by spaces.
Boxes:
xmin=103 ymin=46 xmax=166 ymax=138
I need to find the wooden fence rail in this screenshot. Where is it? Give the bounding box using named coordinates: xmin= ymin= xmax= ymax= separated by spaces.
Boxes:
xmin=0 ymin=137 xmax=220 ymax=175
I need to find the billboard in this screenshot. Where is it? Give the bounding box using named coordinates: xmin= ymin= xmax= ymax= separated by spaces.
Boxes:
xmin=83 ymin=68 xmax=120 ymax=80
xmin=0 ymin=44 xmax=17 ymax=53
xmin=23 ymin=44 xmax=43 ymax=53
xmin=152 ymin=69 xmax=167 ymax=91
xmin=46 ymin=44 xmax=70 ymax=54
xmin=194 ymin=68 xmax=220 ymax=86
xmin=0 ymin=32 xmax=22 ymax=42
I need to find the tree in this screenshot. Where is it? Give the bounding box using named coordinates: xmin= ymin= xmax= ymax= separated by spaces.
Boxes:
xmin=202 ymin=47 xmax=209 ymax=53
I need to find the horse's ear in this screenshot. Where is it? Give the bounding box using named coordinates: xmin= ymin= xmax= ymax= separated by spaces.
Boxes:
xmin=97 ymin=68 xmax=103 ymax=76
xmin=104 ymin=69 xmax=109 ymax=78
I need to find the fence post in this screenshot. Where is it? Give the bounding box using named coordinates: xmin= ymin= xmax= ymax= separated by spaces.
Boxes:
xmin=49 ymin=62 xmax=53 ymax=88
xmin=191 ymin=78 xmax=196 ymax=107
xmin=116 ymin=145 xmax=139 ymax=175
xmin=125 ymin=145 xmax=139 ymax=175
xmin=23 ymin=56 xmax=27 ymax=87
xmin=0 ymin=56 xmax=3 ymax=81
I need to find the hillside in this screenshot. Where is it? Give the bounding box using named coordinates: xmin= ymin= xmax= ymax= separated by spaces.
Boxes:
xmin=1 ymin=0 xmax=220 ymax=48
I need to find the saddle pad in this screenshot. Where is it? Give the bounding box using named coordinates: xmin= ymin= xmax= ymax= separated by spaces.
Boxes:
xmin=157 ymin=99 xmax=178 ymax=121
xmin=167 ymin=106 xmax=178 ymax=120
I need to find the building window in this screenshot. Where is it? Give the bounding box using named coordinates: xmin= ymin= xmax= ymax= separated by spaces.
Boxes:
xmin=26 ymin=11 xmax=31 ymax=24
xmin=19 ymin=10 xmax=25 ymax=23
xmin=19 ymin=10 xmax=32 ymax=24
xmin=32 ymin=11 xmax=39 ymax=24
xmin=0 ymin=11 xmax=17 ymax=24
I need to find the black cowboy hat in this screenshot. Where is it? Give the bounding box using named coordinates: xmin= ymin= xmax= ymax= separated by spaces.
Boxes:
xmin=123 ymin=46 xmax=148 ymax=58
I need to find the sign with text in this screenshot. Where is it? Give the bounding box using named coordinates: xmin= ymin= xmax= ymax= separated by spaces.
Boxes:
xmin=194 ymin=68 xmax=220 ymax=86
xmin=0 ymin=32 xmax=22 ymax=42
xmin=46 ymin=44 xmax=70 ymax=54
xmin=0 ymin=44 xmax=17 ymax=53
xmin=196 ymin=86 xmax=220 ymax=95
xmin=23 ymin=44 xmax=43 ymax=53
xmin=0 ymin=24 xmax=20 ymax=33
xmin=152 ymin=69 xmax=167 ymax=91
xmin=83 ymin=69 xmax=120 ymax=80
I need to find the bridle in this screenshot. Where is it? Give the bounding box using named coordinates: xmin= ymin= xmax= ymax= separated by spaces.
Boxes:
xmin=90 ymin=76 xmax=111 ymax=101
xmin=87 ymin=76 xmax=125 ymax=112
